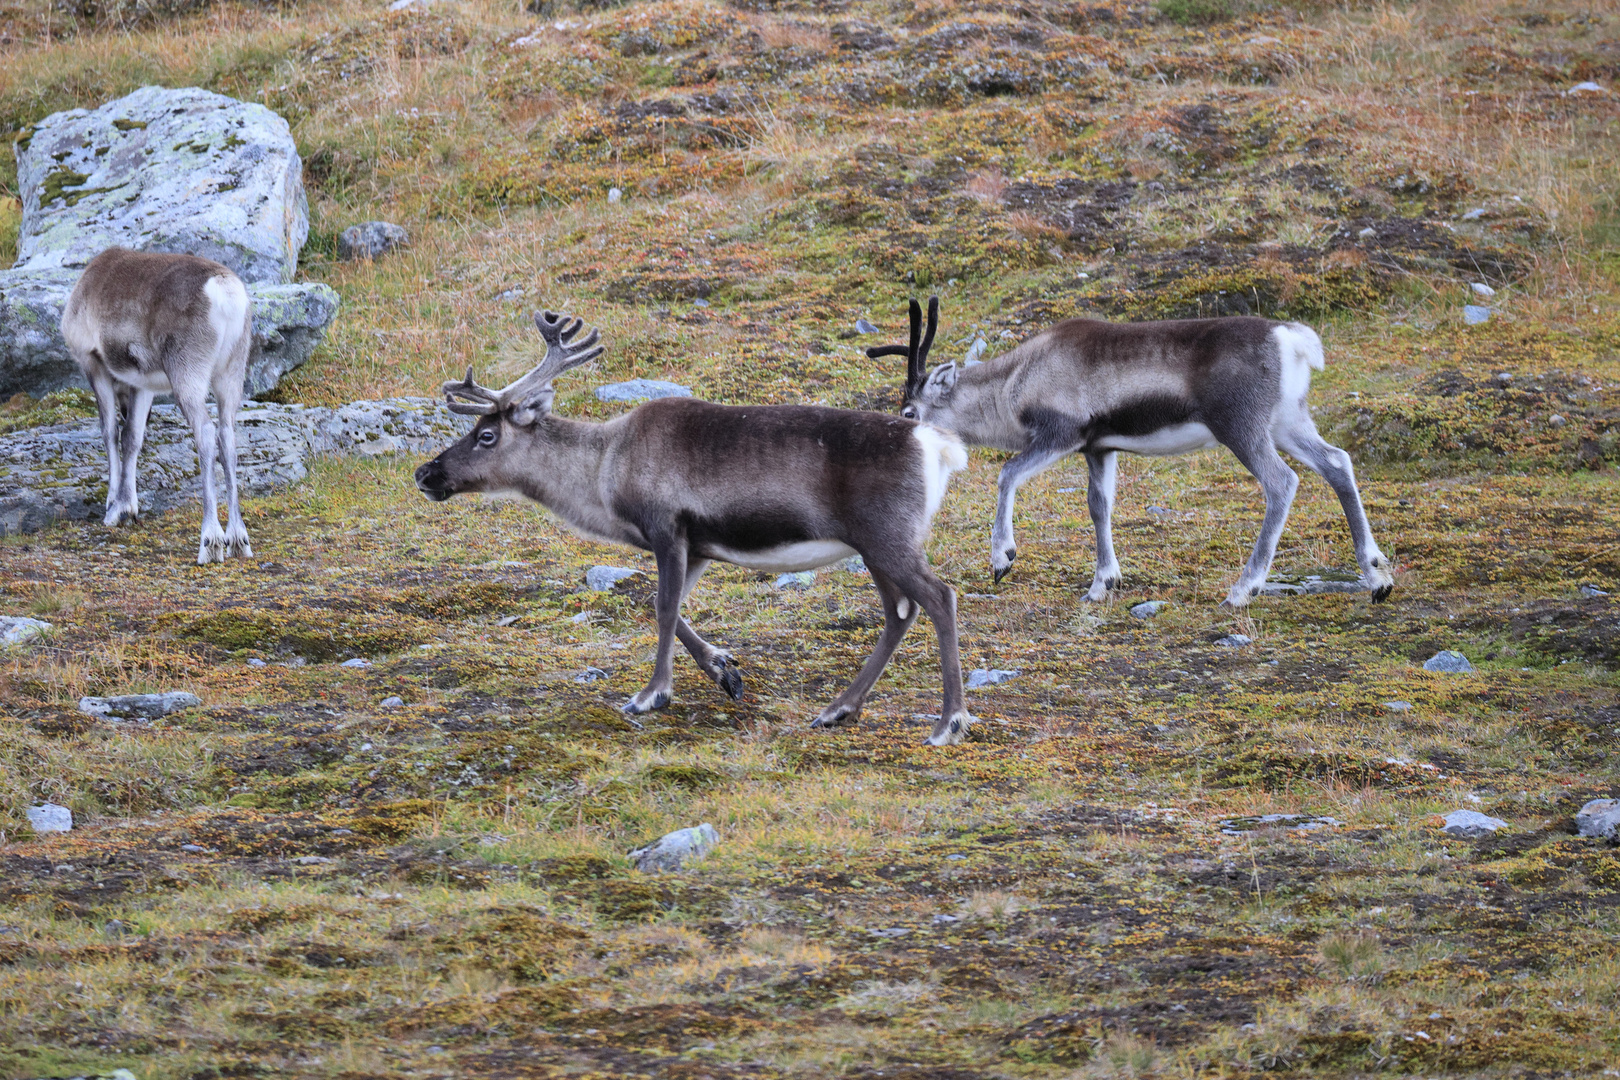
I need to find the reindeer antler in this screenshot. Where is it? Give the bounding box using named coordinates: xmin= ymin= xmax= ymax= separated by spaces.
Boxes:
xmin=866 ymin=296 xmax=940 ymax=396
xmin=443 ymin=367 xmax=504 ymax=416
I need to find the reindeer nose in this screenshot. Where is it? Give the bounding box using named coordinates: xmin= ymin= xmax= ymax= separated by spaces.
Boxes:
xmin=414 ymin=459 xmax=451 ymax=500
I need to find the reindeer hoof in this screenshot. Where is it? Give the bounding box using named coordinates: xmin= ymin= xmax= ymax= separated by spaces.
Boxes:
xmin=622 ymin=689 xmax=671 ymax=715
xmin=810 ymin=703 xmax=859 ymax=729
xmin=924 ymin=712 xmax=973 ymax=746
xmin=717 ymin=663 xmax=744 ymax=701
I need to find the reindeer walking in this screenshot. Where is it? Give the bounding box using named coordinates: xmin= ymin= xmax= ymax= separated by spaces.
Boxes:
xmin=415 ymin=312 xmax=977 ymax=745
xmin=869 ymin=297 xmax=1395 ymax=607
xmin=60 ymin=247 xmax=254 ymax=564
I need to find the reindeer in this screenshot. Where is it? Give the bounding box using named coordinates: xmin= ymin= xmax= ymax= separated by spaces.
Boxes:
xmin=868 ymin=297 xmax=1395 ymax=608
xmin=415 ymin=311 xmax=977 ymax=746
xmin=60 ymin=247 xmax=254 ymax=564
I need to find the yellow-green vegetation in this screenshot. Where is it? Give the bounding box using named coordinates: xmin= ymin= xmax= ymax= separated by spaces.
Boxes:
xmin=1 ymin=0 xmax=1618 ymax=1077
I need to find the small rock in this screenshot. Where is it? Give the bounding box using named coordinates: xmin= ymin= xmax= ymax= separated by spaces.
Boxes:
xmin=1441 ymin=809 xmax=1507 ymax=838
xmin=692 ymin=298 xmax=710 ymax=308
xmin=966 ymin=667 xmax=1020 ymax=689
xmin=586 ymin=565 xmax=637 ymax=591
xmin=854 ymin=318 xmax=879 ymax=334
xmin=180 ymin=844 xmax=207 ymax=853
xmin=595 ymin=379 xmax=691 ymax=403
xmin=1221 ymin=813 xmax=1340 ymax=835
xmin=1248 ymin=34 xmax=1281 ymax=44
xmin=1469 ymin=282 xmax=1496 ymax=298
xmin=574 ymin=667 xmax=609 ymax=684
xmin=1461 ymin=207 xmax=1486 ymax=221
xmin=103 ymin=919 xmax=127 ymax=937
xmin=1580 ymin=585 xmax=1609 ymax=598
xmin=1146 ymin=505 xmax=1172 ymax=516
xmin=338 ymin=221 xmax=408 ymax=261
xmin=1568 ymin=81 xmax=1607 ymax=94
xmin=25 ymin=803 xmax=71 ymax=833
xmin=945 ymin=853 xmax=968 ymax=861
xmin=293 ymin=855 xmax=332 ymax=865
xmin=630 ymin=822 xmax=719 ymax=872
xmin=608 ymin=187 xmax=623 ymax=203
xmin=1259 ymin=582 xmax=1305 ymax=596
xmin=837 ymin=554 xmax=867 ymax=573
xmin=1573 ymin=798 xmax=1620 ymax=842
xmin=0 ymin=616 xmax=51 ymax=646
xmin=1385 ymin=700 xmax=1414 ymax=713
xmin=1357 ymin=226 xmax=1376 ymax=240
xmin=1423 ymin=650 xmax=1474 ymax=673
xmin=1215 ymin=634 xmax=1251 ymax=648
xmin=1549 ymin=414 xmax=1565 ymax=427
xmin=340 ymin=657 xmax=371 ymax=668
xmin=247 ymin=658 xmax=268 ymax=667
xmin=379 ymin=696 xmax=405 ymax=708
xmin=493 ymin=287 xmax=525 ymax=302
xmin=569 ymin=611 xmax=594 ymax=623
xmin=963 ymin=337 xmax=987 ymax=364
xmin=932 ymin=913 xmax=961 ymax=925
xmin=774 ymin=571 xmax=815 ymax=590
xmin=496 ymin=615 xmax=521 ymax=627
xmin=1130 ymin=600 xmax=1166 ymax=619
xmin=1463 ymin=305 xmax=1492 ymax=325
xmin=78 ymin=691 xmax=201 ymax=720
xmin=1495 ymin=372 xmax=1513 ymax=384
xmin=867 ymin=927 xmax=910 ymax=938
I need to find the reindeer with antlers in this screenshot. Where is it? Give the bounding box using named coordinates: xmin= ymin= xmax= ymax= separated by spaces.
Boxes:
xmin=415 ymin=312 xmax=979 ymax=745
xmin=869 ymin=297 xmax=1396 ymax=607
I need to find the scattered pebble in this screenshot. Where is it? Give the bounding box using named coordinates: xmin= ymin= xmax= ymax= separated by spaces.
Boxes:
xmin=607 ymin=187 xmax=623 ymax=203
xmin=103 ymin=920 xmax=127 ymax=937
xmin=569 ymin=611 xmax=594 ymax=623
xmin=78 ymin=691 xmax=201 ymax=720
xmin=340 ymin=658 xmax=371 ymax=668
xmin=379 ymin=696 xmax=405 ymax=708
xmin=574 ymin=667 xmax=608 ymax=684
xmin=630 ymin=823 xmax=719 ymax=872
xmin=1441 ymin=809 xmax=1507 ymax=838
xmin=1130 ymin=600 xmax=1166 ymax=619
xmin=1579 ymin=585 xmax=1608 ymax=598
xmin=1358 ymin=226 xmax=1376 ymax=239
xmin=1463 ymin=304 xmax=1492 ymax=325
xmin=338 ymin=221 xmax=408 ymax=261
xmin=1423 ymin=650 xmax=1474 ymax=673
xmin=0 ymin=616 xmax=51 ymax=646
xmin=25 ymin=803 xmax=71 ymax=833
xmin=586 ymin=565 xmax=638 ymax=591
xmin=1568 ymin=81 xmax=1607 ymax=94
xmin=963 ymin=337 xmax=987 ymax=364
xmin=932 ymin=913 xmax=961 ymax=925
xmin=180 ymin=844 xmax=209 ymax=853
xmin=496 ymin=615 xmax=521 ymax=627
xmin=1215 ymin=634 xmax=1251 ymax=648
xmin=247 ymin=658 xmax=268 ymax=667
xmin=1248 ymin=34 xmax=1280 ymax=44
xmin=774 ymin=571 xmax=816 ymax=590
xmin=1496 ymin=372 xmax=1513 ymax=383
xmin=1549 ymin=414 xmax=1565 ymax=427
xmin=594 ymin=379 xmax=691 ymax=403
xmin=1385 ymin=700 xmax=1414 ymax=713
xmin=493 ymin=287 xmax=524 ymax=302
xmin=691 ymin=297 xmax=710 ymax=308
xmin=1461 ymin=207 xmax=1486 ymax=221
xmin=837 ymin=554 xmax=867 ymax=573
xmin=1574 ymin=798 xmax=1620 ymax=842
xmin=945 ymin=854 xmax=969 ymax=861
xmin=854 ymin=318 xmax=879 ymax=334
xmin=966 ymin=667 xmax=1020 ymax=689
xmin=293 ymin=855 xmax=332 ymax=865
xmin=1221 ymin=813 xmax=1340 ymax=835
xmin=1469 ymin=282 xmax=1496 ymax=298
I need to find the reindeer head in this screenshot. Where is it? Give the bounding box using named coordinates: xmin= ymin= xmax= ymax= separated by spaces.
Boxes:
xmin=414 ymin=311 xmax=603 ymax=501
xmin=866 ymin=295 xmax=957 ymax=423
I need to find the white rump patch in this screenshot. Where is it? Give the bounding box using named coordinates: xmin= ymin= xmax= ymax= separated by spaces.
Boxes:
xmin=1095 ymin=422 xmax=1218 ymax=456
xmin=706 ymin=539 xmax=858 ymax=573
xmin=1270 ymin=322 xmax=1323 ymax=428
xmin=912 ymin=424 xmax=968 ymax=534
xmin=204 ymin=274 xmax=251 ymax=363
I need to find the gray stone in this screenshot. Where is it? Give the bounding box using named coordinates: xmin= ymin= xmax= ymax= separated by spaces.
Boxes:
xmin=1574 ymin=798 xmax=1620 ymax=842
xmin=337 ymin=221 xmax=408 ymax=261
xmin=594 ymin=379 xmax=692 ymax=403
xmin=574 ymin=666 xmax=608 ymax=684
xmin=630 ymin=822 xmax=718 ymax=872
xmin=0 ymin=616 xmax=52 ymax=645
xmin=1357 ymin=226 xmax=1375 ymax=239
xmin=1441 ymin=809 xmax=1507 ymax=838
xmin=1215 ymin=634 xmax=1252 ymax=648
xmin=1549 ymin=414 xmax=1566 ymax=427
xmin=1259 ymin=581 xmax=1306 ymax=596
xmin=1569 ymin=81 xmax=1607 ymax=94
xmin=774 ymin=571 xmax=815 ymax=590
xmin=1385 ymin=700 xmax=1414 ymax=713
xmin=78 ymin=691 xmax=201 ymax=719
xmin=607 ymin=187 xmax=623 ymax=203
xmin=25 ymin=803 xmax=71 ymax=833
xmin=0 ymin=396 xmax=468 ymax=537
xmin=379 ymin=696 xmax=404 ymax=708
xmin=340 ymin=658 xmax=371 ymax=668
xmin=1469 ymin=282 xmax=1496 ymax=298
xmin=966 ymin=667 xmax=1019 ymax=689
xmin=1423 ymin=650 xmax=1474 ymax=673
xmin=14 ymin=86 xmax=307 ymax=285
xmin=0 ymin=268 xmax=339 ymax=399
xmin=854 ymin=318 xmax=879 ymax=334
xmin=180 ymin=844 xmax=206 ymax=853
xmin=1220 ymin=813 xmax=1340 ymax=835
xmin=1463 ymin=305 xmax=1492 ymax=325
xmin=1130 ymin=600 xmax=1166 ymax=619
xmin=1580 ymin=585 xmax=1609 ymax=598
xmin=1461 ymin=207 xmax=1486 ymax=221
xmin=837 ymin=554 xmax=867 ymax=573
xmin=585 ymin=565 xmax=637 ymax=591
xmin=293 ymin=855 xmax=331 ymax=865
xmin=963 ymin=337 xmax=987 ymax=364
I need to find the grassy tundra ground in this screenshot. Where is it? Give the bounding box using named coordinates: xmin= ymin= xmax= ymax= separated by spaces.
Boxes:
xmin=2 ymin=0 xmax=1619 ymax=1076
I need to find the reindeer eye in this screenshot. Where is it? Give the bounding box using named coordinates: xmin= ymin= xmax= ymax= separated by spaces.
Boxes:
xmin=477 ymin=428 xmax=499 ymax=447
xmin=900 ymin=405 xmax=919 ymax=420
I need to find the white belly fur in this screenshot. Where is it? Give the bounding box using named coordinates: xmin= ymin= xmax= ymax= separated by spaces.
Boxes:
xmin=705 ymin=539 xmax=858 ymax=572
xmin=1095 ymin=421 xmax=1218 ymax=456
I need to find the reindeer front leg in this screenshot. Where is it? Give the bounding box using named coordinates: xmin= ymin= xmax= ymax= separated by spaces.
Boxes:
xmin=623 ymin=539 xmax=688 ymax=715
xmin=672 ymin=558 xmax=743 ymax=699
xmin=991 ymin=441 xmax=1076 ymax=584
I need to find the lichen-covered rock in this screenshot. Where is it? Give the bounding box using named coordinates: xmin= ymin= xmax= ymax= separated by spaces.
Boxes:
xmin=78 ymin=691 xmax=201 ymax=719
xmin=1574 ymin=798 xmax=1620 ymax=842
xmin=0 ymin=397 xmax=470 ymax=536
xmin=630 ymin=823 xmax=718 ymax=872
xmin=0 ymin=615 xmax=52 ymax=645
xmin=1441 ymin=809 xmax=1507 ymax=837
xmin=14 ymin=85 xmax=307 ymax=285
xmin=595 ymin=379 xmax=691 ymax=402
xmin=338 ymin=221 xmax=408 ymax=261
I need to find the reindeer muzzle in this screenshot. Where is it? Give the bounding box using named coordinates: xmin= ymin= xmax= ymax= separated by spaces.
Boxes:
xmin=414 ymin=459 xmax=454 ymax=501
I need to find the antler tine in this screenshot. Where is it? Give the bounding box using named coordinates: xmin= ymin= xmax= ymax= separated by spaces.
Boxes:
xmin=916 ymin=295 xmax=940 ymax=370
xmin=442 ymin=366 xmax=503 ymax=416
xmin=906 ymin=298 xmax=924 ymax=388
xmin=494 ymin=311 xmax=605 ymax=403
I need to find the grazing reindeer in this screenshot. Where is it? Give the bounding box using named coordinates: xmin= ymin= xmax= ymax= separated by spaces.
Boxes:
xmin=414 ymin=311 xmax=977 ymax=746
xmin=869 ymin=297 xmax=1395 ymax=607
xmin=60 ymin=247 xmax=254 ymax=564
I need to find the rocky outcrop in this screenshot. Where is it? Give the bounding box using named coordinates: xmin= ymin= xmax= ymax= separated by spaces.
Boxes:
xmin=0 ymin=398 xmax=470 ymax=536
xmin=2 ymin=86 xmax=337 ymax=399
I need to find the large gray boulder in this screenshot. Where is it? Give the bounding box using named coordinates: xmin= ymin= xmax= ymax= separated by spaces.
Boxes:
xmin=0 ymin=397 xmax=470 ymax=536
xmin=14 ymin=85 xmax=306 ymax=283
xmin=2 ymin=86 xmax=337 ymax=399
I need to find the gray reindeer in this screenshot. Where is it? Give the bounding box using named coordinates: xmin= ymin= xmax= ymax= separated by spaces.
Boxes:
xmin=60 ymin=247 xmax=254 ymax=564
xmin=415 ymin=311 xmax=978 ymax=745
xmin=869 ymin=297 xmax=1395 ymax=607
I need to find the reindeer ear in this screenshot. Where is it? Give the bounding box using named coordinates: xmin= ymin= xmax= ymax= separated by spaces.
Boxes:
xmin=508 ymin=387 xmax=556 ymax=427
xmin=922 ymin=360 xmax=958 ymax=396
